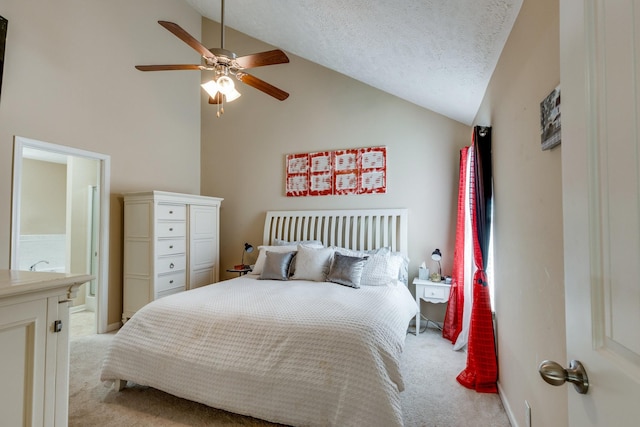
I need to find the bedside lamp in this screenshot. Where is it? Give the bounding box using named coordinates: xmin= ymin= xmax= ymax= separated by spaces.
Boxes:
xmin=430 ymin=248 xmax=442 ymax=282
xmin=235 ymin=243 xmax=254 ymax=270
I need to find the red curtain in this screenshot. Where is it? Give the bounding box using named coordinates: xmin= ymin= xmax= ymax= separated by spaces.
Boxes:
xmin=442 ymin=147 xmax=469 ymax=343
xmin=455 ymin=126 xmax=497 ymax=393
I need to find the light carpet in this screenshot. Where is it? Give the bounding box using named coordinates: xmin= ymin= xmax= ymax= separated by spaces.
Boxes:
xmin=69 ymin=327 xmax=511 ymax=426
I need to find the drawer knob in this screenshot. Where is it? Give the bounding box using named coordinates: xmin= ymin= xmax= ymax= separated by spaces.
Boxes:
xmin=169 ymin=210 xmax=174 ymax=214
xmin=169 ymin=227 xmax=174 ymax=231
xmin=169 ymin=245 xmax=174 ymax=249
xmin=169 ymin=280 xmax=174 ymax=284
xmin=170 ymin=263 xmax=175 ymax=269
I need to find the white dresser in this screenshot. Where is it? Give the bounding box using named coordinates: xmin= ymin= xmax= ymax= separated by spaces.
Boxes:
xmin=122 ymin=191 xmax=223 ymax=321
xmin=0 ymin=270 xmax=91 ymax=427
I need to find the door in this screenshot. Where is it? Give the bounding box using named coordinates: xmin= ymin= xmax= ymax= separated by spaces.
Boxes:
xmin=11 ymin=136 xmax=111 ymax=333
xmin=85 ymin=185 xmax=99 ymax=313
xmin=560 ymin=0 xmax=640 ymax=424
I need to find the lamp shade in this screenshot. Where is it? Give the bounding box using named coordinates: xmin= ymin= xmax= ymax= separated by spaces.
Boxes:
xmin=225 ymin=88 xmax=241 ymax=102
xmin=201 ymin=79 xmax=220 ymax=98
xmin=431 ymin=248 xmax=442 ymax=261
xmin=234 ymin=242 xmax=254 ymax=270
xmin=216 ymin=75 xmax=235 ymax=94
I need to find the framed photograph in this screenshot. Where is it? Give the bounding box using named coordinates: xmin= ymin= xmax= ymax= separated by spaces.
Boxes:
xmin=540 ymin=85 xmax=561 ymax=150
xmin=359 ymin=146 xmax=386 ymax=194
xmin=285 ymin=153 xmax=309 ymax=197
xmin=0 ymin=16 xmax=7 ymax=100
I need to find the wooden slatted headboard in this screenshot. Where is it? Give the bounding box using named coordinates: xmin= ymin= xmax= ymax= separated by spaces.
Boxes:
xmin=263 ymin=209 xmax=408 ymax=255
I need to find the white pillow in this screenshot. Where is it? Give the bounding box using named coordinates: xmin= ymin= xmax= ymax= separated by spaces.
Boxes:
xmin=291 ymin=245 xmax=334 ymax=282
xmin=360 ymin=250 xmax=395 ymax=286
xmin=251 ymin=245 xmax=298 ymax=275
xmin=390 ymin=251 xmax=410 ymax=285
xmin=273 ymin=238 xmax=323 ymax=247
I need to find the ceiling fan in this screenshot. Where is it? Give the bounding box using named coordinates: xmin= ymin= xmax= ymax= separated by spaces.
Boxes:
xmin=135 ymin=0 xmax=289 ymax=116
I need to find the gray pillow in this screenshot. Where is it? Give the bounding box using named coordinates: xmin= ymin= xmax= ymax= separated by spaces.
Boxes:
xmin=259 ymin=251 xmax=296 ymax=281
xmin=326 ymin=253 xmax=368 ymax=288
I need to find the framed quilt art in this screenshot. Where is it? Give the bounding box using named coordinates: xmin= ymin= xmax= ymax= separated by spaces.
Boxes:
xmin=286 ymin=146 xmax=386 ymax=197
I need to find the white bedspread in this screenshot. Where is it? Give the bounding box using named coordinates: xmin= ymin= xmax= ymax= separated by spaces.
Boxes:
xmin=100 ymin=276 xmax=417 ymax=427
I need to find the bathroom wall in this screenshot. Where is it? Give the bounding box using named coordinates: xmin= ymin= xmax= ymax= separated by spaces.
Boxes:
xmin=18 ymin=158 xmax=67 ymax=271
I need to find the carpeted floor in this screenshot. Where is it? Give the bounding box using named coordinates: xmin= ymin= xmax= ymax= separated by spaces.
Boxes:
xmin=70 ymin=310 xmax=96 ymax=338
xmin=69 ymin=326 xmax=511 ymax=426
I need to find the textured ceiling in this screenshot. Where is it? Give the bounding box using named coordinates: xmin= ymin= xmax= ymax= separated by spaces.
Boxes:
xmin=184 ymin=0 xmax=522 ymax=125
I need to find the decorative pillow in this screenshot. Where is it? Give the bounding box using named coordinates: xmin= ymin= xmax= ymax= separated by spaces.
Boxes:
xmin=326 ymin=253 xmax=368 ymax=288
xmin=391 ymin=251 xmax=410 ymax=285
xmin=259 ymin=251 xmax=296 ymax=281
xmin=251 ymin=245 xmax=297 ymax=275
xmin=360 ymin=249 xmax=397 ymax=286
xmin=330 ymin=246 xmax=409 ymax=286
xmin=331 ymin=246 xmax=387 ymax=259
xmin=273 ymin=238 xmax=323 ymax=247
xmin=291 ymin=245 xmax=334 ymax=282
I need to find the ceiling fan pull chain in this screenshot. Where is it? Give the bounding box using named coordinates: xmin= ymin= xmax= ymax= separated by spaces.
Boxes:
xmin=216 ymin=97 xmax=224 ymax=118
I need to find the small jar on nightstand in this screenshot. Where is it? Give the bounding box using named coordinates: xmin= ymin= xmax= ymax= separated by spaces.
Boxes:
xmin=413 ymin=278 xmax=451 ymax=335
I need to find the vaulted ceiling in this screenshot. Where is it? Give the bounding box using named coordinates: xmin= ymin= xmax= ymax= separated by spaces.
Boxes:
xmin=184 ymin=0 xmax=523 ymax=125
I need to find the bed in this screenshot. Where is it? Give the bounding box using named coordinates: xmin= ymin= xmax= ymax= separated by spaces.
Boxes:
xmin=100 ymin=209 xmax=417 ymax=427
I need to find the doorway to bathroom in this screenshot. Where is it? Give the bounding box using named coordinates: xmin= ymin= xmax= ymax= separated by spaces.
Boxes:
xmin=10 ymin=136 xmax=110 ymax=334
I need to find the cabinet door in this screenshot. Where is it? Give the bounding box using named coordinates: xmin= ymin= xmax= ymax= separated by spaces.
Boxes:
xmin=0 ymin=298 xmax=48 ymax=427
xmin=189 ymin=205 xmax=218 ymax=288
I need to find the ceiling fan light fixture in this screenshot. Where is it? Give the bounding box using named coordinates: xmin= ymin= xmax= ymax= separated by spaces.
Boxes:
xmin=216 ymin=75 xmax=235 ymax=94
xmin=135 ymin=0 xmax=290 ymax=116
xmin=225 ymin=87 xmax=242 ymax=102
xmin=201 ymin=79 xmax=221 ymax=98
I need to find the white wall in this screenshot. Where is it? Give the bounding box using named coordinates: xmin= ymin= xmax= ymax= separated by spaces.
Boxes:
xmin=0 ymin=0 xmax=202 ymax=326
xmin=475 ymin=0 xmax=567 ymax=425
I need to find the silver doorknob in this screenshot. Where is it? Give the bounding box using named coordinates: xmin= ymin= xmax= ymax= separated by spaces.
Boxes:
xmin=539 ymin=359 xmax=589 ymax=394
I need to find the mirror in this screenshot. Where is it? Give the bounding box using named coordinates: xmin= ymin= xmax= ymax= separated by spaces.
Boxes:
xmin=11 ymin=136 xmax=111 ymax=334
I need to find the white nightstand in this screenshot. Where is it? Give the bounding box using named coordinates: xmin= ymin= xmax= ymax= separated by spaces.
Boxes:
xmin=413 ymin=278 xmax=451 ymax=335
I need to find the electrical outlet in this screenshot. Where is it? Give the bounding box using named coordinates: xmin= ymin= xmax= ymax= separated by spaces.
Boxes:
xmin=525 ymin=400 xmax=532 ymax=427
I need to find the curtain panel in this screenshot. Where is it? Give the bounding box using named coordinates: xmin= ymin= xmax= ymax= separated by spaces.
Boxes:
xmin=442 ymin=147 xmax=469 ymax=343
xmin=453 ymin=126 xmax=498 ymax=393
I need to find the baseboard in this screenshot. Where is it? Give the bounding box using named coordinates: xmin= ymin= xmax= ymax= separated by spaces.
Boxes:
xmin=106 ymin=321 xmax=121 ymax=333
xmin=497 ymin=381 xmax=519 ymax=427
xmin=70 ymin=304 xmax=86 ymax=314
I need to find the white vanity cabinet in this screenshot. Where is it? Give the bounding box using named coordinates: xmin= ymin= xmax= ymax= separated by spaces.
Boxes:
xmin=0 ymin=270 xmax=91 ymax=427
xmin=122 ymin=191 xmax=223 ymax=321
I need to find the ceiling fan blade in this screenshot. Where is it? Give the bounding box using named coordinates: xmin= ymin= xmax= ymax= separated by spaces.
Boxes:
xmin=208 ymin=92 xmax=224 ymax=104
xmin=158 ymin=21 xmax=217 ymax=60
xmin=235 ymin=49 xmax=290 ymax=69
xmin=236 ymin=72 xmax=289 ymax=101
xmin=135 ymin=64 xmax=204 ymax=71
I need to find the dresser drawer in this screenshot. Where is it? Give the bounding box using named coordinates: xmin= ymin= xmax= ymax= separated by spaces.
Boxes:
xmin=423 ymin=286 xmax=447 ymax=301
xmin=156 ymin=271 xmax=186 ymax=293
xmin=156 ymin=203 xmax=186 ymax=221
xmin=156 ymin=221 xmax=186 ymax=238
xmin=156 ymin=285 xmax=185 ymax=300
xmin=156 ymin=238 xmax=186 ymax=257
xmin=156 ymin=255 xmax=186 ymax=275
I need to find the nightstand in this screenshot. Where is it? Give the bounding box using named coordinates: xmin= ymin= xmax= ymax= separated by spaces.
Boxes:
xmin=413 ymin=278 xmax=451 ymax=335
xmin=226 ymin=267 xmax=252 ymax=276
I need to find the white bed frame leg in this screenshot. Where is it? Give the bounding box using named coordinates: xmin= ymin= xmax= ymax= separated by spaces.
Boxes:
xmin=114 ymin=379 xmax=127 ymax=391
